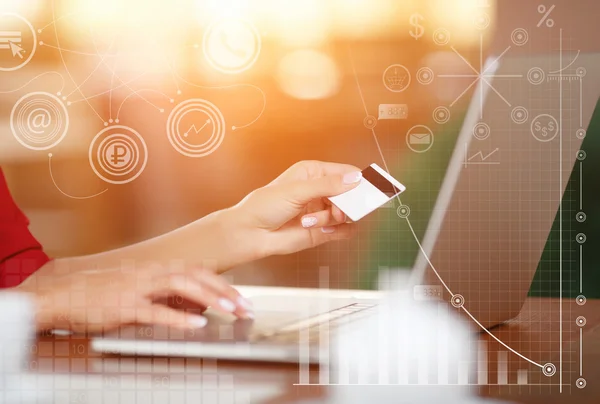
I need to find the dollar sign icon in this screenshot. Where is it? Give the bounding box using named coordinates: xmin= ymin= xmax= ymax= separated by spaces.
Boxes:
xmin=409 ymin=13 xmax=425 ymax=40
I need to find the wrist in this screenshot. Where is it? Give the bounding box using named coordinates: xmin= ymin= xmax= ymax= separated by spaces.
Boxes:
xmin=212 ymin=206 xmax=269 ymax=271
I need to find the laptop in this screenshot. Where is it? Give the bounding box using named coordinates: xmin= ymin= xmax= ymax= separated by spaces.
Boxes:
xmin=92 ymin=15 xmax=600 ymax=363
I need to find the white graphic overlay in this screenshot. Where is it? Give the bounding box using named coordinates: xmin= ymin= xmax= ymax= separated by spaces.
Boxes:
xmin=10 ymin=92 xmax=69 ymax=150
xmin=0 ymin=13 xmax=37 ymax=71
xmin=406 ymin=125 xmax=434 ymax=153
xmin=382 ymin=64 xmax=411 ymax=92
xmin=531 ymin=114 xmax=558 ymax=142
xmin=203 ymin=19 xmax=261 ymax=74
xmin=89 ymin=126 xmax=148 ymax=184
xmin=167 ymin=99 xmax=226 ymax=158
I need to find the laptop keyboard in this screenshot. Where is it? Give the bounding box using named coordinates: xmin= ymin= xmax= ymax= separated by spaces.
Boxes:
xmin=255 ymin=303 xmax=377 ymax=343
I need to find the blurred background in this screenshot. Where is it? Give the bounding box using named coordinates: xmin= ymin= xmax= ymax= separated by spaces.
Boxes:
xmin=0 ymin=0 xmax=596 ymax=297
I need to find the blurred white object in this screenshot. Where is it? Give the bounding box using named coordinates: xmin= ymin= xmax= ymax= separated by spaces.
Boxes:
xmin=324 ymin=292 xmax=511 ymax=404
xmin=0 ymin=292 xmax=44 ymax=404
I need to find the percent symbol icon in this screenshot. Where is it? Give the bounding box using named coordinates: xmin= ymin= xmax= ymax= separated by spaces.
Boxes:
xmin=537 ymin=4 xmax=555 ymax=28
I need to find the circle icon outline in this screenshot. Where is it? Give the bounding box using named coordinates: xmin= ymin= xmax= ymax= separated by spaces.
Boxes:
xmin=382 ymin=64 xmax=411 ymax=93
xmin=363 ymin=115 xmax=377 ymax=129
xmin=167 ymin=99 xmax=226 ymax=158
xmin=397 ymin=205 xmax=411 ymax=219
xmin=474 ymin=13 xmax=490 ymax=30
xmin=576 ymin=295 xmax=587 ymax=305
xmin=451 ymin=294 xmax=465 ymax=308
xmin=542 ymin=363 xmax=556 ymax=377
xmin=202 ymin=18 xmax=262 ymax=75
xmin=530 ymin=114 xmax=558 ymax=142
xmin=511 ymin=106 xmax=529 ymax=124
xmin=433 ymin=106 xmax=451 ymax=124
xmin=89 ymin=125 xmax=148 ymax=185
xmin=527 ymin=67 xmax=545 ymax=85
xmin=511 ymin=28 xmax=529 ymax=46
xmin=10 ymin=92 xmax=69 ymax=150
xmin=473 ymin=122 xmax=491 ymax=141
xmin=0 ymin=13 xmax=37 ymax=72
xmin=416 ymin=67 xmax=434 ymax=85
xmin=406 ymin=124 xmax=434 ymax=153
xmin=433 ymin=28 xmax=450 ymax=46
xmin=576 ymin=378 xmax=586 ymax=389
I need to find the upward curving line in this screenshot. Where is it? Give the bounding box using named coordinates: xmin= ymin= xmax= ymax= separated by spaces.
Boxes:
xmin=173 ymin=72 xmax=266 ymax=131
xmin=40 ymin=42 xmax=118 ymax=57
xmin=51 ymin=0 xmax=105 ymax=123
xmin=66 ymin=33 xmax=117 ymax=98
xmin=48 ymin=154 xmax=108 ymax=200
xmin=0 ymin=71 xmax=65 ymax=94
xmin=116 ymin=89 xmax=169 ymax=119
xmin=39 ymin=11 xmax=80 ymax=32
xmin=549 ymin=50 xmax=580 ymax=74
xmin=68 ymin=72 xmax=147 ymax=104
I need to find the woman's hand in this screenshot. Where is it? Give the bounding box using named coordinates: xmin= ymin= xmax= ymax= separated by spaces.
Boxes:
xmin=226 ymin=160 xmax=362 ymax=257
xmin=48 ymin=160 xmax=363 ymax=278
xmin=15 ymin=261 xmax=253 ymax=333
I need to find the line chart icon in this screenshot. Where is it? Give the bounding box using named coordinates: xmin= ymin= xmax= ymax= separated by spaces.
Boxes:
xmin=10 ymin=92 xmax=69 ymax=150
xmin=166 ymin=99 xmax=226 ymax=158
xmin=203 ymin=19 xmax=262 ymax=74
xmin=0 ymin=12 xmax=37 ymax=71
xmin=89 ymin=125 xmax=148 ymax=185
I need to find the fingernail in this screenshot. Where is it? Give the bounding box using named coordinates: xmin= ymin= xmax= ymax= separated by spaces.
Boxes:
xmin=237 ymin=296 xmax=254 ymax=310
xmin=321 ymin=226 xmax=336 ymax=234
xmin=301 ymin=216 xmax=318 ymax=228
xmin=245 ymin=311 xmax=255 ymax=319
xmin=218 ymin=298 xmax=236 ymax=313
xmin=189 ymin=315 xmax=208 ymax=328
xmin=343 ymin=171 xmax=362 ymax=184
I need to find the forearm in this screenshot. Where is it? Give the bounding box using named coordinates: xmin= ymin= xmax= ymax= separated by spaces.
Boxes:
xmin=56 ymin=208 xmax=263 ymax=274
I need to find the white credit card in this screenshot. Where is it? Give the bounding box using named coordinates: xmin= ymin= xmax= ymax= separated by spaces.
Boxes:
xmin=328 ymin=163 xmax=406 ymax=222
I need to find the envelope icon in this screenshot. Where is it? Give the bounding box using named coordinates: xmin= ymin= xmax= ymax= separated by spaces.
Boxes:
xmin=409 ymin=133 xmax=431 ymax=145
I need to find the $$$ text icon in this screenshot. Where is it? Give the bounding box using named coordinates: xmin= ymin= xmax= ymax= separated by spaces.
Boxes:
xmin=0 ymin=13 xmax=37 ymax=71
xmin=166 ymin=99 xmax=226 ymax=158
xmin=10 ymin=92 xmax=69 ymax=150
xmin=89 ymin=126 xmax=148 ymax=185
xmin=531 ymin=114 xmax=558 ymax=142
xmin=203 ymin=19 xmax=261 ymax=74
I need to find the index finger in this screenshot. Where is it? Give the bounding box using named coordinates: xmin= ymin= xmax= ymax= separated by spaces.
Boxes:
xmin=278 ymin=160 xmax=362 ymax=182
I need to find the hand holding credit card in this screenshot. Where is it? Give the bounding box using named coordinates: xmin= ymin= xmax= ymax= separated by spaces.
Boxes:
xmin=328 ymin=163 xmax=406 ymax=222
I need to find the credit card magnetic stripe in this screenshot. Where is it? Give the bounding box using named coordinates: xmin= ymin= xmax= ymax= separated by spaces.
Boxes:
xmin=361 ymin=166 xmax=402 ymax=197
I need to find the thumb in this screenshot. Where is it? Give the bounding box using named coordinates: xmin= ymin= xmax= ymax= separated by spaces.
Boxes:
xmin=283 ymin=170 xmax=362 ymax=204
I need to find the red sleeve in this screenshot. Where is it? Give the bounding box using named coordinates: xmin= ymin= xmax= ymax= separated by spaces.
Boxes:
xmin=0 ymin=168 xmax=50 ymax=288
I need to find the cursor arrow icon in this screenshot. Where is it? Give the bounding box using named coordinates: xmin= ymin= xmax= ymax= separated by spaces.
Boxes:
xmin=8 ymin=41 xmax=25 ymax=59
